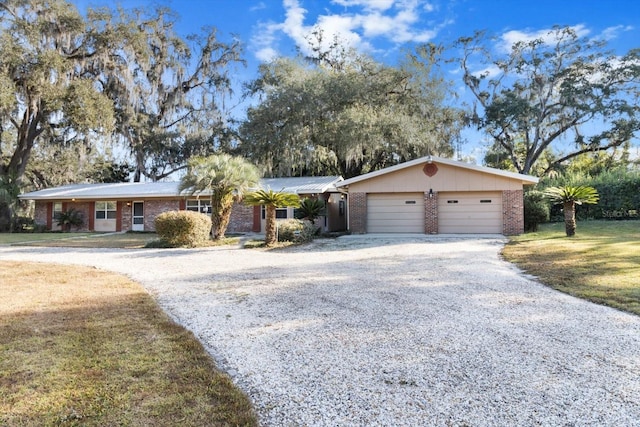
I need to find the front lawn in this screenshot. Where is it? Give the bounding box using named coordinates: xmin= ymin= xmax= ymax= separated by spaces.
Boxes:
xmin=0 ymin=261 xmax=257 ymax=426
xmin=0 ymin=232 xmax=241 ymax=248
xmin=0 ymin=232 xmax=154 ymax=248
xmin=0 ymin=232 xmax=94 ymax=245
xmin=503 ymin=220 xmax=640 ymax=315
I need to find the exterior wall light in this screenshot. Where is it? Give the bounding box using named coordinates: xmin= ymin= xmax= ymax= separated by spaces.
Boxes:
xmin=428 ymin=189 xmax=434 ymax=199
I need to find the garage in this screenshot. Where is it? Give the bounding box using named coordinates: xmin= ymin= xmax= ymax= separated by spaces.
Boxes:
xmin=367 ymin=193 xmax=424 ymax=233
xmin=438 ymin=192 xmax=503 ymax=234
xmin=338 ymin=155 xmax=538 ymax=235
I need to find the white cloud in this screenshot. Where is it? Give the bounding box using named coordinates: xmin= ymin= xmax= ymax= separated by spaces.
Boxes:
xmin=600 ymin=25 xmax=634 ymax=41
xmin=250 ymin=0 xmax=446 ymax=62
xmin=255 ymin=46 xmax=279 ymax=62
xmin=251 ymin=20 xmax=285 ymax=63
xmin=250 ymin=2 xmax=267 ymax=12
xmin=498 ymin=25 xmax=591 ymax=53
xmin=473 ymin=64 xmax=502 ymax=80
xmin=331 ymin=0 xmax=395 ymax=11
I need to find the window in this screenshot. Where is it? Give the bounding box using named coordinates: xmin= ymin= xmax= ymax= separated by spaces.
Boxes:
xmin=186 ymin=199 xmax=211 ymax=214
xmin=53 ymin=202 xmax=63 ymax=220
xmin=95 ymin=201 xmax=117 ymax=220
xmin=447 ymin=200 xmax=459 ymax=204
xmin=480 ymin=199 xmax=492 ymax=203
xmin=261 ymin=206 xmax=288 ymax=219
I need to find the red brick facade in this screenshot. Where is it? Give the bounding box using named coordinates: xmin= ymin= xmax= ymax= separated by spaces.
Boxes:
xmin=227 ymin=202 xmax=255 ymax=233
xmin=348 ymin=192 xmax=367 ymax=234
xmin=424 ymin=191 xmax=438 ymax=234
xmin=141 ymin=200 xmax=181 ymax=231
xmin=34 ymin=198 xmax=255 ymax=233
xmin=502 ymin=189 xmax=524 ymax=235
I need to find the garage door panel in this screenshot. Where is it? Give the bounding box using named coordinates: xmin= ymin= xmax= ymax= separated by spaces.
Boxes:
xmin=367 ymin=206 xmax=423 ymax=214
xmin=367 ymin=193 xmax=424 ymax=233
xmin=438 ymin=192 xmax=502 ymax=234
xmin=440 ymin=212 xmax=501 ymax=220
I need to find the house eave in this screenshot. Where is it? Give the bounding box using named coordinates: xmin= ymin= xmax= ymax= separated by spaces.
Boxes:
xmin=336 ymin=156 xmax=539 ymax=187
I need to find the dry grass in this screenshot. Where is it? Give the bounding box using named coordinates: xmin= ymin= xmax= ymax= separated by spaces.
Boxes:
xmin=1 ymin=232 xmax=155 ymax=248
xmin=0 ymin=233 xmax=241 ymax=249
xmin=503 ymin=220 xmax=640 ymax=315
xmin=0 ymin=261 xmax=257 ymax=426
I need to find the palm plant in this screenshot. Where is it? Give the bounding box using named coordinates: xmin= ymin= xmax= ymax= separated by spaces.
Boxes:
xmin=545 ymin=185 xmax=599 ymax=236
xmin=244 ymin=189 xmax=300 ymax=246
xmin=57 ymin=208 xmax=84 ymax=232
xmin=179 ymin=154 xmax=260 ymax=240
xmin=295 ymin=198 xmax=325 ymax=223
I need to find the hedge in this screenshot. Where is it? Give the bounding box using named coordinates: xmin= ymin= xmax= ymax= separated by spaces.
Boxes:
xmin=154 ymin=210 xmax=212 ymax=247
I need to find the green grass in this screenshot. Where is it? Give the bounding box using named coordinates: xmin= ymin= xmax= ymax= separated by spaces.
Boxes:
xmin=503 ymin=220 xmax=640 ymax=315
xmin=0 ymin=232 xmax=242 ymax=249
xmin=0 ymin=261 xmax=257 ymax=426
xmin=0 ymin=232 xmax=94 ymax=245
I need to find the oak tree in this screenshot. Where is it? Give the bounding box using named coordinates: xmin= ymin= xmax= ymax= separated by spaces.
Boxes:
xmin=457 ymin=26 xmax=640 ymax=176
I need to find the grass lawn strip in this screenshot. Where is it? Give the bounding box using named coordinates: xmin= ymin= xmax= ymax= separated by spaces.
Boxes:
xmin=0 ymin=261 xmax=257 ymax=426
xmin=503 ymin=220 xmax=640 ymax=316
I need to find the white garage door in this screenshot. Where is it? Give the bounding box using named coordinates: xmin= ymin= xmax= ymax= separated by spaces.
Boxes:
xmin=438 ymin=192 xmax=503 ymax=234
xmin=367 ymin=193 xmax=424 ymax=233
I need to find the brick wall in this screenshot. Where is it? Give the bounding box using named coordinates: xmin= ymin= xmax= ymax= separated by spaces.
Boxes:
xmin=349 ymin=192 xmax=367 ymax=233
xmin=424 ymin=191 xmax=438 ymax=234
xmin=69 ymin=202 xmax=92 ymax=232
xmin=144 ymin=200 xmax=181 ymax=231
xmin=121 ymin=202 xmax=132 ymax=232
xmin=34 ymin=201 xmax=48 ymax=229
xmin=228 ymin=202 xmax=254 ymax=233
xmin=502 ymin=189 xmax=524 ymax=235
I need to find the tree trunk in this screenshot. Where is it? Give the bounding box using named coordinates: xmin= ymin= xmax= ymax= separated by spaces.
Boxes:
xmin=210 ymin=192 xmax=234 ymax=240
xmin=564 ymin=201 xmax=576 ymax=237
xmin=265 ymin=205 xmax=277 ymax=246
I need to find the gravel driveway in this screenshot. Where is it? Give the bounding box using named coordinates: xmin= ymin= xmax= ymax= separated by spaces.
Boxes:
xmin=2 ymin=236 xmax=639 ymax=426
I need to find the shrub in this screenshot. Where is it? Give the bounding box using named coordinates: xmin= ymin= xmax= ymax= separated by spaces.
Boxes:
xmin=277 ymin=219 xmax=318 ymax=243
xmin=57 ymin=208 xmax=84 ymax=232
xmin=295 ymin=198 xmax=325 ymax=222
xmin=524 ymin=190 xmax=550 ymax=232
xmin=154 ymin=210 xmax=212 ymax=247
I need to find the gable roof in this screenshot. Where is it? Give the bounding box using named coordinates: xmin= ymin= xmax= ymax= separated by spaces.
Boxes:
xmin=19 ymin=176 xmax=344 ymax=201
xmin=336 ymin=155 xmax=539 ymax=187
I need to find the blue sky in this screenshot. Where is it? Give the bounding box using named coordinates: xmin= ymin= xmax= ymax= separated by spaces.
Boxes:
xmin=74 ymin=0 xmax=640 ymax=161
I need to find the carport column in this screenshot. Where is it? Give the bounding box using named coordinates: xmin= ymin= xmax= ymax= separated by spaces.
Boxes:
xmin=349 ymin=192 xmax=367 ymax=234
xmin=502 ymin=190 xmax=524 ymax=235
xmin=424 ymin=191 xmax=438 ymax=234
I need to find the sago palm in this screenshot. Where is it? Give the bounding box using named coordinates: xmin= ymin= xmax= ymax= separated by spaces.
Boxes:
xmin=544 ymin=186 xmax=599 ymax=237
xmin=244 ymin=189 xmax=300 ymax=246
xmin=295 ymin=198 xmax=325 ymax=223
xmin=179 ymin=154 xmax=260 ymax=240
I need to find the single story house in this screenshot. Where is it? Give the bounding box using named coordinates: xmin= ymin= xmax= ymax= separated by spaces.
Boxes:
xmin=19 ymin=176 xmax=347 ymax=234
xmin=337 ymin=155 xmax=538 ymax=235
xmin=19 ymin=156 xmax=538 ymax=236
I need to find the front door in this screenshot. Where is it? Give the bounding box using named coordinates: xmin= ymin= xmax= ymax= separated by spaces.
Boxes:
xmin=132 ymin=201 xmax=144 ymax=231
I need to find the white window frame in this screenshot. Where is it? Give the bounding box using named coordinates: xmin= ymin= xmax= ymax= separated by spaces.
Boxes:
xmin=95 ymin=201 xmax=117 ymax=220
xmin=53 ymin=202 xmax=63 ymax=221
xmin=261 ymin=205 xmax=289 ymax=219
xmin=186 ymin=199 xmax=211 ymax=214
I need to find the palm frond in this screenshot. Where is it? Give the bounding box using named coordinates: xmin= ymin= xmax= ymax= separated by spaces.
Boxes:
xmin=544 ymin=186 xmax=599 ymax=205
